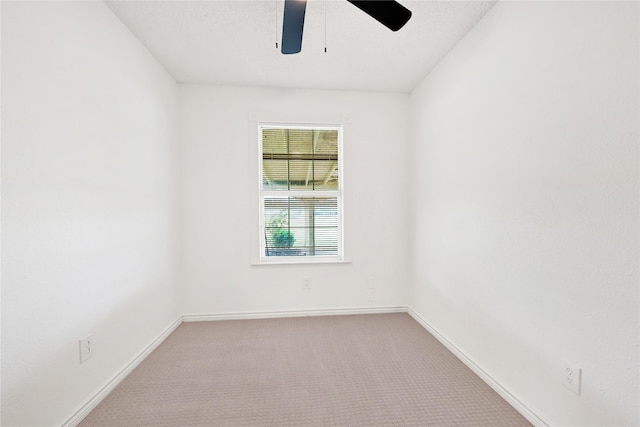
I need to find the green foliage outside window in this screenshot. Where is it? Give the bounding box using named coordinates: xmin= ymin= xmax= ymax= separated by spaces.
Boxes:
xmin=267 ymin=211 xmax=295 ymax=248
xmin=272 ymin=229 xmax=295 ymax=248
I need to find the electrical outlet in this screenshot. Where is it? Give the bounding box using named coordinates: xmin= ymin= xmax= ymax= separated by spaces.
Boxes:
xmin=367 ymin=277 xmax=376 ymax=290
xmin=563 ymin=360 xmax=581 ymax=395
xmin=367 ymin=288 xmax=375 ymax=302
xmin=79 ymin=335 xmax=95 ymax=363
xmin=303 ymin=278 xmax=311 ymax=290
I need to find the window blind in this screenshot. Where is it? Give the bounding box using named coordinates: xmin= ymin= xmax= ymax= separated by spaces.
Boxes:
xmin=262 ymin=128 xmax=339 ymax=191
xmin=260 ymin=126 xmax=342 ymax=259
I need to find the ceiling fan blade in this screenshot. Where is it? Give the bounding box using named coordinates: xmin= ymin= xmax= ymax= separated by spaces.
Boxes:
xmin=346 ymin=0 xmax=412 ymax=31
xmin=281 ymin=0 xmax=307 ymax=54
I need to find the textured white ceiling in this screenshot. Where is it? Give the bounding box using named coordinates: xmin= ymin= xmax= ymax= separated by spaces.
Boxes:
xmin=106 ymin=0 xmax=496 ymax=93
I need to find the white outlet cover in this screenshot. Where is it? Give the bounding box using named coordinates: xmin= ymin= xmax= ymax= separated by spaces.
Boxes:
xmin=367 ymin=277 xmax=376 ymax=290
xmin=79 ymin=335 xmax=95 ymax=363
xmin=563 ymin=360 xmax=581 ymax=395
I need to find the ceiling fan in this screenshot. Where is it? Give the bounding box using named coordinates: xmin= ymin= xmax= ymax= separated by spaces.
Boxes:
xmin=281 ymin=0 xmax=412 ymax=54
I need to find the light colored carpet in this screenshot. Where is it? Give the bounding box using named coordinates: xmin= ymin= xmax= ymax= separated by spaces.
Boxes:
xmin=79 ymin=313 xmax=531 ymax=426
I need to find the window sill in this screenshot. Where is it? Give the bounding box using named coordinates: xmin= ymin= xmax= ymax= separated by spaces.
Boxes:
xmin=251 ymin=257 xmax=352 ymax=266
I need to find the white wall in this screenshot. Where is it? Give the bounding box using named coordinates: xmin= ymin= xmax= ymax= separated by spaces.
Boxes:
xmin=3 ymin=1 xmax=637 ymax=425
xmin=180 ymin=85 xmax=409 ymax=316
xmin=1 ymin=2 xmax=181 ymax=425
xmin=408 ymin=1 xmax=639 ymax=426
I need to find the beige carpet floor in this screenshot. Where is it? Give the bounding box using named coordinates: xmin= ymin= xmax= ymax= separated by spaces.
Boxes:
xmin=79 ymin=313 xmax=531 ymax=426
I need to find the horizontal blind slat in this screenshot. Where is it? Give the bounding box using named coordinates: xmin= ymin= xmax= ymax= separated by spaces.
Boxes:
xmin=261 ymin=125 xmax=341 ymax=258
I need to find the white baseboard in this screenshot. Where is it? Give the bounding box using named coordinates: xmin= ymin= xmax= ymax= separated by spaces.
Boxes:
xmin=62 ymin=307 xmax=403 ymax=425
xmin=63 ymin=307 xmax=547 ymax=427
xmin=182 ymin=306 xmax=407 ymax=322
xmin=406 ymin=307 xmax=549 ymax=427
xmin=62 ymin=316 xmax=183 ymax=427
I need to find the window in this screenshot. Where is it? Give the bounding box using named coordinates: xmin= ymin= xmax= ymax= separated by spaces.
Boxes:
xmin=259 ymin=124 xmax=343 ymax=262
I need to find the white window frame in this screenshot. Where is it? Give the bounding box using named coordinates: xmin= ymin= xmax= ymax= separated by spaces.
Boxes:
xmin=258 ymin=122 xmax=344 ymax=264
